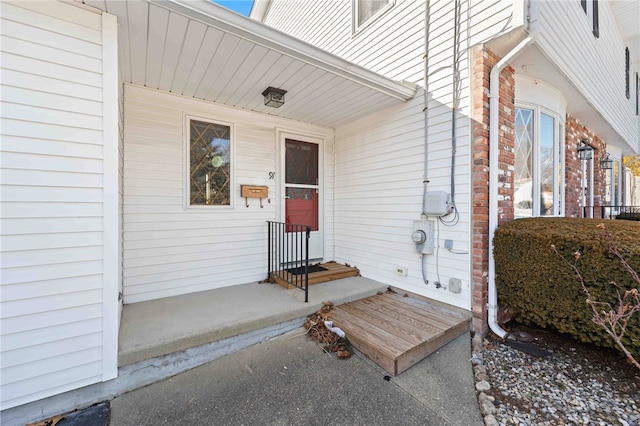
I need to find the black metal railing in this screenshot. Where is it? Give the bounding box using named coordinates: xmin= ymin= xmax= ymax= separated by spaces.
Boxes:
xmin=581 ymin=206 xmax=640 ymax=221
xmin=267 ymin=221 xmax=311 ymax=302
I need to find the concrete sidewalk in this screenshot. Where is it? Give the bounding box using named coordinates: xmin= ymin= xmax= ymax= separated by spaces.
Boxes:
xmin=109 ymin=329 xmax=483 ymax=426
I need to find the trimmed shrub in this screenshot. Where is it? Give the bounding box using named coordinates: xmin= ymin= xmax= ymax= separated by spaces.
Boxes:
xmin=494 ymin=218 xmax=640 ymax=359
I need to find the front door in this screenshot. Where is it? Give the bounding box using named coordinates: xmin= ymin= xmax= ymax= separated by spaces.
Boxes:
xmin=283 ymin=136 xmax=323 ymax=260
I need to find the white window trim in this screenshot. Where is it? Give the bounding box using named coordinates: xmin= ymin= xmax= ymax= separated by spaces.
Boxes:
xmin=514 ymin=101 xmax=566 ymax=218
xmin=514 ymin=76 xmax=567 ymax=218
xmin=184 ymin=114 xmax=236 ymax=209
xmin=352 ymin=0 xmax=395 ymax=36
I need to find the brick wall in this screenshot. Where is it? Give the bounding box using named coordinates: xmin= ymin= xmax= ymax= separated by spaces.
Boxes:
xmin=470 ymin=47 xmax=516 ymax=335
xmin=470 ymin=47 xmax=610 ymax=336
xmin=565 ymin=115 xmax=608 ymax=218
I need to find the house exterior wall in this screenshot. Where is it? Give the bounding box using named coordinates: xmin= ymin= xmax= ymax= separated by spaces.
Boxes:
xmin=534 ymin=1 xmax=638 ymax=152
xmin=122 ymin=85 xmax=334 ymax=303
xmin=0 ymin=1 xmax=118 ymax=410
xmin=470 ymin=47 xmax=516 ymax=333
xmin=262 ymin=0 xmax=425 ymax=84
xmin=262 ymin=0 xmax=637 ymax=332
xmin=470 ymin=46 xmax=622 ymax=332
xmin=334 ymin=91 xmax=472 ymax=309
xmin=261 ymin=0 xmax=518 ymax=313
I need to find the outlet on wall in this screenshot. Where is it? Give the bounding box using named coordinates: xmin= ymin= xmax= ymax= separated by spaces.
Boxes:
xmin=395 ymin=266 xmax=408 ymax=276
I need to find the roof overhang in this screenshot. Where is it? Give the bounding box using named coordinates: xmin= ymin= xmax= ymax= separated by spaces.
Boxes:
xmin=610 ymin=1 xmax=640 ymax=69
xmin=510 ymin=44 xmax=637 ymax=155
xmin=82 ymin=0 xmax=416 ymax=128
xmin=487 ymin=27 xmax=638 ymax=156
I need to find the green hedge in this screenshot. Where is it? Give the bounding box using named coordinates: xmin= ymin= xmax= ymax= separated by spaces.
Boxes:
xmin=494 ymin=218 xmax=640 ymax=359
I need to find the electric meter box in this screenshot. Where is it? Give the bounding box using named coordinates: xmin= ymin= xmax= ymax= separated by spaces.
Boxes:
xmin=412 ymin=220 xmax=435 ymax=254
xmin=423 ymin=191 xmax=453 ymax=216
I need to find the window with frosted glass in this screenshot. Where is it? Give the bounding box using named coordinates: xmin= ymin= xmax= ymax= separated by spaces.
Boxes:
xmin=514 ymin=108 xmax=534 ymax=218
xmin=188 ymin=119 xmax=231 ymax=206
xmin=514 ymin=107 xmax=562 ymax=218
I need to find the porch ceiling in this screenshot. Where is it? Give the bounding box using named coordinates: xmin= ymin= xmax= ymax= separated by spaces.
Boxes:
xmin=82 ymin=0 xmax=417 ymax=128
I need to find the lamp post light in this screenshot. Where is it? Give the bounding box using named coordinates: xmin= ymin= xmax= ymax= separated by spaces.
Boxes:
xmin=577 ymin=139 xmax=593 ymax=161
xmin=577 ymin=139 xmax=594 ymax=217
xmin=600 ymin=152 xmax=613 ymax=170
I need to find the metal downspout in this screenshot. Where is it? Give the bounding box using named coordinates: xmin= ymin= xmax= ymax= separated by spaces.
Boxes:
xmin=487 ymin=36 xmax=534 ymax=338
xmin=420 ymin=0 xmax=431 ymax=285
xmin=422 ymin=0 xmax=431 ymax=212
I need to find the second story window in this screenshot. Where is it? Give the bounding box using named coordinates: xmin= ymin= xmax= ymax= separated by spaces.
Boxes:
xmin=625 ymin=47 xmax=630 ymax=99
xmin=353 ymin=0 xmax=393 ymax=34
xmin=580 ymin=0 xmax=599 ymax=38
xmin=636 ymin=73 xmax=640 ymax=115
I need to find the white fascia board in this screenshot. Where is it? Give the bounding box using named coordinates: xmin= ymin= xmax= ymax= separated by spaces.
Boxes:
xmin=152 ymin=0 xmax=417 ymax=101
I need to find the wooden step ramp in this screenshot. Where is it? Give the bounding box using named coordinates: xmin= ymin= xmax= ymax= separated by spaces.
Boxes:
xmin=329 ymin=292 xmax=470 ymax=376
xmin=272 ymin=262 xmax=359 ymax=289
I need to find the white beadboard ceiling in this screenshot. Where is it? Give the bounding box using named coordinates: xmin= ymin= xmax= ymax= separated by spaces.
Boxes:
xmin=80 ymin=0 xmax=416 ymax=128
xmin=610 ymin=1 xmax=639 ymax=68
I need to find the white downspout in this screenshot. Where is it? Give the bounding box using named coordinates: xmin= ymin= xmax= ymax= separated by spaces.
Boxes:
xmin=487 ymin=36 xmax=534 ymax=339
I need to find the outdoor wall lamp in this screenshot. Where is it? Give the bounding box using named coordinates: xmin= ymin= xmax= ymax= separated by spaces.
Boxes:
xmin=600 ymin=152 xmax=613 ymax=170
xmin=577 ymin=139 xmax=593 ymax=161
xmin=262 ymin=87 xmax=287 ymax=108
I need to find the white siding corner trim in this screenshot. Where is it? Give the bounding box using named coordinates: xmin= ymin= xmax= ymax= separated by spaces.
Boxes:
xmin=101 ymin=11 xmax=120 ymax=382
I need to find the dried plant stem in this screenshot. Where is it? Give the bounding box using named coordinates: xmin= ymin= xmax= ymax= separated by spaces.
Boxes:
xmin=552 ymin=226 xmax=640 ymax=371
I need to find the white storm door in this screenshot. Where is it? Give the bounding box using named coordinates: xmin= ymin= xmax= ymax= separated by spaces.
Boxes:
xmin=283 ymin=137 xmax=323 ymax=260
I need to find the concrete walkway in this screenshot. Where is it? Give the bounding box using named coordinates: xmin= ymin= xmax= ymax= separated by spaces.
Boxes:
xmin=4 ymin=279 xmax=482 ymax=425
xmin=110 ymin=329 xmax=483 ymax=426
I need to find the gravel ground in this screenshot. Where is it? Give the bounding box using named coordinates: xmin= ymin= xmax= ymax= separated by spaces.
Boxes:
xmin=474 ymin=326 xmax=639 ymax=426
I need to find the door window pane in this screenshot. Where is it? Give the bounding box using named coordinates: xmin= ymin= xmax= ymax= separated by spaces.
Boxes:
xmin=514 ymin=108 xmax=534 ymax=217
xmin=285 ymin=140 xmax=318 ymax=185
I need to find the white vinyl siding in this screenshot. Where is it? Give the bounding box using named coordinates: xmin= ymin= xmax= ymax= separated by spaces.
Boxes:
xmin=122 ymin=85 xmax=333 ymax=303
xmin=264 ymin=0 xmax=517 ymax=311
xmin=263 ymin=0 xmax=425 ymax=85
xmin=0 ymin=1 xmax=113 ymax=410
xmin=534 ymin=1 xmax=638 ymax=151
xmin=334 ymin=92 xmax=471 ymax=310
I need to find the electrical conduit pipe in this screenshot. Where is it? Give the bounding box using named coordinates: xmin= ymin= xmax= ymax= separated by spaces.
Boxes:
xmin=487 ymin=36 xmax=534 ymax=338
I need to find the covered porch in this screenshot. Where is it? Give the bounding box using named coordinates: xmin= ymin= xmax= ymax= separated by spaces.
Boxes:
xmin=118 ymin=276 xmax=387 ymax=366
xmin=118 ymin=275 xmax=470 ymax=384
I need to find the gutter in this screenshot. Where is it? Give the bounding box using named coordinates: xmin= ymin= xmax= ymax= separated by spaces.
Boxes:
xmin=487 ymin=36 xmax=535 ymax=339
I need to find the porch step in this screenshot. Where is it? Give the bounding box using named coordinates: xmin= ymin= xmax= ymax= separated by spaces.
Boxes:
xmin=271 ymin=262 xmax=360 ymax=289
xmin=118 ymin=276 xmax=385 ymax=366
xmin=329 ymin=293 xmax=470 ymax=376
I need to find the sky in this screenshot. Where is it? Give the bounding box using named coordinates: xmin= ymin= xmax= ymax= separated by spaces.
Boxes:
xmin=213 ymin=0 xmax=255 ymax=16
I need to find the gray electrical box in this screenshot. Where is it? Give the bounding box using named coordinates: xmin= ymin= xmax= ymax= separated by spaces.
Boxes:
xmin=449 ymin=278 xmax=462 ymax=293
xmin=412 ymin=220 xmax=435 ymax=254
xmin=423 ymin=191 xmax=452 ymax=216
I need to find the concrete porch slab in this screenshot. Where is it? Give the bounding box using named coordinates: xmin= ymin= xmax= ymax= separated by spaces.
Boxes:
xmin=118 ymin=276 xmax=387 ymax=366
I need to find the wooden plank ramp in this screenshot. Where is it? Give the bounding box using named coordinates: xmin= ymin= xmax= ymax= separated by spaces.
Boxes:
xmin=272 ymin=262 xmax=359 ymax=289
xmin=329 ymin=292 xmax=470 ymax=376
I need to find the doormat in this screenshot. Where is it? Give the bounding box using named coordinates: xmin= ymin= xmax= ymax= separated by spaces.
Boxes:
xmin=286 ymin=264 xmax=328 ymax=275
